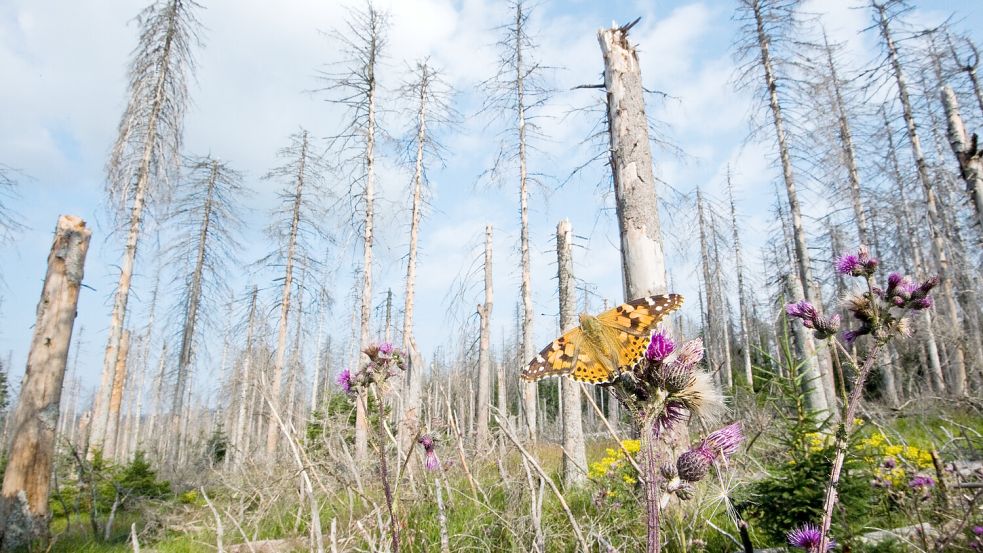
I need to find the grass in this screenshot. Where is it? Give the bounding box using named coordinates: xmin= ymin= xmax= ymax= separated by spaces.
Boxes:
xmin=40 ymin=403 xmax=983 ymax=553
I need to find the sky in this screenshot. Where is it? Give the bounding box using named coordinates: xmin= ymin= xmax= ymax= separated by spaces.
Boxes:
xmin=0 ymin=0 xmax=981 ymax=405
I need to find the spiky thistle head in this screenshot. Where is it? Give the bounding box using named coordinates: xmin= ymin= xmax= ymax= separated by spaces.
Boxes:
xmin=787 ymin=524 xmax=834 ymax=551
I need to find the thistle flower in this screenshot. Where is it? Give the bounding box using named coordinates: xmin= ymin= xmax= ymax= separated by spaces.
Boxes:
xmin=842 ymin=328 xmax=868 ymax=345
xmin=909 ymin=475 xmax=935 ymax=489
xmin=675 ymin=422 xmax=744 ymax=482
xmin=812 ymin=314 xmax=841 ymax=339
xmin=836 ymin=247 xmax=877 ymax=277
xmin=418 ymin=434 xmax=439 ymax=471
xmin=646 ymin=329 xmax=675 ymax=362
xmin=378 ymin=342 xmax=394 ymax=358
xmin=787 ymin=301 xmax=840 ymax=339
xmin=787 ymin=524 xmax=834 ymax=552
xmin=337 ymin=369 xmax=353 ymax=394
xmin=786 ymin=300 xmax=818 ymax=322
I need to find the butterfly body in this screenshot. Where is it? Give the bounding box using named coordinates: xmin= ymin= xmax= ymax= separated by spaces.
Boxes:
xmin=522 ymin=294 xmax=684 ymax=384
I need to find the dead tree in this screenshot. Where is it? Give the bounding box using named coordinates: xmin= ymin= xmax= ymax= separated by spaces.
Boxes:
xmin=818 ymin=31 xmax=871 ymax=246
xmin=320 ymin=3 xmax=387 ymax=460
xmin=883 ymin=109 xmax=947 ymax=393
xmin=475 ymin=225 xmax=494 ymax=445
xmin=557 ymin=219 xmax=586 ymax=486
xmin=0 ymin=215 xmax=90 ymax=551
xmin=231 ymin=286 xmax=258 ymax=467
xmin=941 ymin=85 xmax=983 ymax=230
xmin=598 ymin=20 xmax=669 ymax=298
xmin=726 ymin=172 xmax=755 ymax=387
xmin=734 ymin=0 xmax=832 ymax=413
xmin=165 ymin=156 xmax=245 ymax=460
xmin=103 ymin=330 xmax=130 ymax=460
xmin=92 ymin=0 xmax=202 ymax=456
xmin=0 ymin=166 xmax=23 ymax=250
xmin=398 ymin=59 xmax=454 ymax=462
xmin=262 ymin=130 xmax=328 ymax=457
xmin=480 ymin=0 xmax=552 ymax=441
xmin=872 ymin=0 xmax=968 ymax=395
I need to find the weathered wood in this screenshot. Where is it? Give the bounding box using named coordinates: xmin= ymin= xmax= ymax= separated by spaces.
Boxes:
xmin=746 ymin=0 xmax=830 ymax=414
xmin=0 ymin=215 xmax=90 ymax=551
xmin=557 ymin=219 xmax=586 ymax=486
xmin=941 ymin=84 xmax=983 ymax=232
xmin=875 ymin=1 xmax=968 ymax=395
xmin=476 ymin=225 xmax=493 ymax=445
xmin=104 ymin=329 xmax=130 ymax=460
xmin=266 ymin=131 xmax=308 ymax=457
xmin=598 ymin=23 xmax=668 ymax=298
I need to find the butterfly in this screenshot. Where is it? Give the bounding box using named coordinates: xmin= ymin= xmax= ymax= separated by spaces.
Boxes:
xmin=521 ymin=294 xmax=684 ymax=384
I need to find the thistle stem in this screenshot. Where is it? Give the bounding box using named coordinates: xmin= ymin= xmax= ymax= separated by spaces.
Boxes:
xmin=642 ymin=419 xmax=662 ymax=553
xmin=374 ymin=387 xmax=400 ymax=553
xmin=817 ymin=341 xmax=883 ymax=551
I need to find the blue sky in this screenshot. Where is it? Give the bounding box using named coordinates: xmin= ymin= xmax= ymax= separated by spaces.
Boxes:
xmin=1 ymin=0 xmax=980 ymax=405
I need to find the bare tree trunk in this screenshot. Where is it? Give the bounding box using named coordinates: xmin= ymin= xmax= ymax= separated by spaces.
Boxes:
xmin=92 ymin=0 xmax=195 ymax=457
xmin=105 ymin=330 xmax=130 ymax=460
xmin=173 ymin=160 xmax=219 ymax=451
xmin=476 ymin=225 xmax=493 ymax=445
xmin=750 ymin=0 xmax=830 ymax=414
xmin=0 ymin=215 xmax=90 ymax=551
xmin=285 ymin=267 xmax=306 ymax=433
xmin=144 ymin=344 xmax=167 ymax=458
xmin=726 ymin=173 xmax=754 ymax=388
xmin=512 ymin=4 xmax=538 ymax=443
xmin=696 ymin=189 xmax=720 ymax=386
xmin=556 ymin=219 xmax=586 ymax=486
xmin=233 ymin=287 xmax=258 ymax=466
xmin=823 ymin=32 xmax=870 ymax=245
xmin=598 ymin=22 xmax=668 ymax=298
xmin=876 ymin=2 xmax=967 ymax=395
xmin=354 ymin=16 xmax=381 ymax=463
xmin=266 ymin=132 xmax=308 ymax=456
xmin=400 ymin=63 xmax=428 ymax=466
xmin=941 ymin=84 xmax=983 ymax=231
xmin=884 ymin=109 xmax=946 ymax=393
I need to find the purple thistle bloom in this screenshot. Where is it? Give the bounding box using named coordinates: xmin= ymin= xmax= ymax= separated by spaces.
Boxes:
xmin=786 ymin=300 xmax=818 ymax=321
xmin=787 ymin=524 xmax=834 ymax=551
xmin=887 ymin=272 xmax=902 ymax=290
xmin=654 ymin=401 xmax=688 ymax=436
xmin=646 ymin=329 xmax=675 ymax=362
xmin=911 ymin=296 xmax=934 ymax=310
xmin=676 ymin=445 xmax=715 ymax=482
xmin=919 ymin=276 xmax=940 ymax=293
xmin=337 ymin=369 xmax=353 ymax=394
xmin=883 ymin=457 xmax=896 ymax=469
xmin=836 ymin=253 xmax=861 ymax=276
xmin=676 ymin=422 xmax=744 ymax=482
xmin=973 ymin=526 xmax=983 ymax=536
xmin=704 ymin=422 xmax=744 ymax=457
xmin=418 ymin=434 xmax=439 ymax=471
xmin=378 ymin=342 xmax=394 ymax=357
xmin=842 ymin=328 xmax=868 ymax=345
xmin=909 ymin=475 xmax=935 ymax=489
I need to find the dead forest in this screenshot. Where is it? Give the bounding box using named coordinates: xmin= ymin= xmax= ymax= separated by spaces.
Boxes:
xmin=0 ymin=0 xmax=982 ymax=551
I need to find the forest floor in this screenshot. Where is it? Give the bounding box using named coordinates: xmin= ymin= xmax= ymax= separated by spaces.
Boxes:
xmin=44 ymin=397 xmax=983 ymax=553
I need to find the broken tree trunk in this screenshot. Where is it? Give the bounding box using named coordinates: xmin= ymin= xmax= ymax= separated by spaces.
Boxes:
xmin=557 ymin=219 xmax=587 ymax=486
xmin=941 ymin=84 xmax=983 ymax=233
xmin=0 ymin=215 xmax=90 ymax=551
xmin=598 ymin=22 xmax=668 ymax=299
